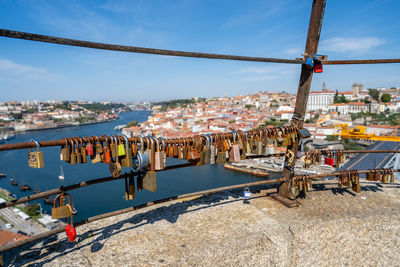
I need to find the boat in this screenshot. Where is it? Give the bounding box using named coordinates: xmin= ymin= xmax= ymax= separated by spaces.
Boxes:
xmin=44 ymin=197 xmax=54 ymax=205
xmin=0 ymin=172 xmax=6 ymax=178
xmin=58 ymin=166 xmax=64 ymax=180
xmin=56 ymin=129 xmax=61 ymax=132
xmin=10 ymin=179 xmax=18 ymax=186
xmin=72 ymin=207 xmax=78 ymax=215
xmin=34 ymin=188 xmax=41 ymax=194
xmin=19 ymin=184 xmax=31 ymax=191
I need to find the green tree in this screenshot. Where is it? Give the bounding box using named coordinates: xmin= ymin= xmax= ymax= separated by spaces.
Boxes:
xmin=339 ymin=94 xmax=348 ymax=103
xmin=334 ymin=90 xmax=339 ymax=103
xmin=25 ymin=204 xmax=40 ymax=217
xmin=325 ymin=135 xmax=339 ymax=141
xmin=126 ymin=120 xmax=139 ymax=127
xmin=368 ymin=89 xmax=380 ymax=101
xmin=381 ymin=93 xmax=391 ymax=103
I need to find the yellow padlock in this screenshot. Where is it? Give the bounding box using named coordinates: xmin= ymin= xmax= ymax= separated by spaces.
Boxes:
xmin=117 ymin=136 xmax=126 ymax=156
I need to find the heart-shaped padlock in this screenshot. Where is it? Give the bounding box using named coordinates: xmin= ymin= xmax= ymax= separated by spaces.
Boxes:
xmin=65 ymin=224 xmax=77 ymax=242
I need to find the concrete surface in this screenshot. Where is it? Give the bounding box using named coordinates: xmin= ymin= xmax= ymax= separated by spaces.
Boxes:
xmin=3 ymin=179 xmax=400 ymax=266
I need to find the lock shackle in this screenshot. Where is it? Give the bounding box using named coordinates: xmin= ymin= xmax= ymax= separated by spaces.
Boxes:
xmin=153 ymin=136 xmax=160 ymax=151
xmin=244 ymin=130 xmax=248 ymax=143
xmin=71 ymin=137 xmax=79 ymax=152
xmin=77 ymin=136 xmax=84 ymax=147
xmin=138 ymin=136 xmax=144 ymax=151
xmin=147 ymin=136 xmax=154 ymax=148
xmin=206 ymin=134 xmax=212 ymax=146
xmin=159 ymin=137 xmax=167 ymax=151
xmin=121 ymin=134 xmax=130 ymax=149
xmin=30 ymin=139 xmax=41 ymax=151
xmin=232 ymin=130 xmax=237 ymax=143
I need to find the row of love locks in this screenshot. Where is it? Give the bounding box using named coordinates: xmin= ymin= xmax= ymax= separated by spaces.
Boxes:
xmin=304 ymin=149 xmax=345 ymax=169
xmin=27 ymin=126 xmax=303 ymax=178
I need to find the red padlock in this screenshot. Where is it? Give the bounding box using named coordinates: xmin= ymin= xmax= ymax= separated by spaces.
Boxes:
xmin=314 ymin=62 xmax=323 ymax=73
xmin=65 ymin=224 xmax=77 ymax=242
xmin=86 ymin=139 xmax=94 ymax=156
xmin=64 ymin=205 xmax=77 ymax=242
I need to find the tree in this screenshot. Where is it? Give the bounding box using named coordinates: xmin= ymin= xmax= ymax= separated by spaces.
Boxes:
xmin=381 ymin=93 xmax=391 ymax=103
xmin=338 ymin=94 xmax=348 ymax=103
xmin=368 ymin=89 xmax=380 ymax=101
xmin=334 ymin=90 xmax=339 ymax=103
xmin=126 ymin=120 xmax=139 ymax=127
xmin=25 ymin=204 xmax=40 ymax=217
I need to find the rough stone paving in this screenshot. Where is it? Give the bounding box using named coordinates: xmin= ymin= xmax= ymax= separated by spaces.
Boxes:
xmin=4 ymin=179 xmax=400 ymax=266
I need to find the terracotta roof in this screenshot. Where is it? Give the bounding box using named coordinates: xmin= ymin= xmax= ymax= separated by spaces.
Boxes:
xmin=0 ymin=230 xmax=28 ymax=247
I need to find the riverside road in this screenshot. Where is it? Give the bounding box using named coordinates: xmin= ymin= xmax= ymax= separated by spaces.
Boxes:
xmin=339 ymin=141 xmax=400 ymax=171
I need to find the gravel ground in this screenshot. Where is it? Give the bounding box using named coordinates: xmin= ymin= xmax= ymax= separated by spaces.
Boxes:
xmin=4 ymin=179 xmax=400 ymax=266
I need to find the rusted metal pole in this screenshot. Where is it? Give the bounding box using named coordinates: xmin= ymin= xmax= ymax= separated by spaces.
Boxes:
xmin=296 ymin=168 xmax=400 ymax=180
xmin=278 ymin=0 xmax=326 ymax=205
xmin=1 ymin=29 xmax=399 ymax=66
xmin=320 ymin=150 xmax=400 ymax=154
xmin=323 ymin=59 xmax=400 ymax=65
xmin=0 ymin=178 xmax=284 ymax=253
xmin=0 ymin=28 xmax=304 ymax=64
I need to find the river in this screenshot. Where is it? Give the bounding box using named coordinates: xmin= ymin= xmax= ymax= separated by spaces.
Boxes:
xmin=0 ymin=110 xmax=263 ymax=222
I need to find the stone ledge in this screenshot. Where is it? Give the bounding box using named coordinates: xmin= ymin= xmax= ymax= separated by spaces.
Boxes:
xmin=4 ymin=179 xmax=400 ymax=266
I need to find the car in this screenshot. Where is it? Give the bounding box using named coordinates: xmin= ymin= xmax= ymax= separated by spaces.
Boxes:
xmin=5 ymin=223 xmax=13 ymax=229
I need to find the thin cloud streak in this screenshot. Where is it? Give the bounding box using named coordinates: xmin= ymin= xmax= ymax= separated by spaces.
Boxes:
xmin=320 ymin=37 xmax=385 ymax=53
xmin=0 ymin=58 xmax=55 ymax=81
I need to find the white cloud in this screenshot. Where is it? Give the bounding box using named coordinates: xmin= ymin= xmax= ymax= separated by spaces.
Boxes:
xmin=285 ymin=47 xmax=302 ymax=56
xmin=0 ymin=59 xmax=54 ymax=80
xmin=320 ymin=37 xmax=385 ymax=53
xmin=235 ymin=65 xmax=299 ymax=82
xmin=241 ymin=75 xmax=278 ymax=82
xmin=235 ymin=66 xmax=279 ymax=75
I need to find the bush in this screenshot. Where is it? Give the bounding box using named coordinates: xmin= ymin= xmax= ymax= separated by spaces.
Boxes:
xmin=25 ymin=204 xmax=40 ymax=217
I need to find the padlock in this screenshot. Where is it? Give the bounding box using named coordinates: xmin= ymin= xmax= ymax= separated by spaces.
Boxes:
xmin=117 ymin=135 xmax=126 ymax=156
xmin=86 ymin=136 xmax=94 ymax=156
xmin=125 ymin=171 xmax=135 ymax=200
xmin=305 ymin=57 xmax=314 ymax=69
xmin=28 ymin=139 xmax=44 ymax=168
xmin=64 ymin=209 xmax=76 ymax=242
xmin=243 ymin=187 xmax=251 ymax=198
xmin=60 ymin=138 xmax=70 ymax=162
xmin=313 ymin=61 xmax=323 ymax=73
xmin=143 ymin=171 xmax=157 ymax=192
xmin=121 ymin=135 xmax=133 ymax=168
xmin=52 ymin=193 xmax=73 ymax=219
xmin=134 ymin=137 xmax=149 ymax=171
xmin=312 ymin=54 xmax=323 ymax=73
xmin=78 ymin=137 xmax=87 ymax=164
xmin=209 ymin=135 xmax=216 ymax=164
xmin=154 ymin=137 xmax=163 ymax=170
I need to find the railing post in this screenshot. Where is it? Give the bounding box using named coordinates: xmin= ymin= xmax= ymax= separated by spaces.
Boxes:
xmin=274 ymin=0 xmax=327 ymax=207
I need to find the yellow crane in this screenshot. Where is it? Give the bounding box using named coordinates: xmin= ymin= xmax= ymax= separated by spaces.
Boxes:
xmin=333 ymin=124 xmax=400 ymax=142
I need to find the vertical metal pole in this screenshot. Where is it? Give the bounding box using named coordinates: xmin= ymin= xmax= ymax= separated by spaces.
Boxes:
xmin=276 ymin=0 xmax=327 ymax=204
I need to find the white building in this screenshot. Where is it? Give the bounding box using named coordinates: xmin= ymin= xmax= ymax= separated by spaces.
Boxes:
xmin=306 ymin=90 xmax=335 ymax=111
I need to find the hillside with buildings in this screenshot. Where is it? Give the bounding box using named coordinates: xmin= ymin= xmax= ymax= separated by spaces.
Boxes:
xmin=122 ymin=83 xmax=400 ymax=140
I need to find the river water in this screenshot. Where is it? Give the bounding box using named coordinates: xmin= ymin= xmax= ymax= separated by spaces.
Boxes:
xmin=0 ymin=111 xmax=262 ymax=221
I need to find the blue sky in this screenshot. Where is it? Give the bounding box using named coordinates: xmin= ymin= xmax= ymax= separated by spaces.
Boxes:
xmin=0 ymin=0 xmax=399 ymax=102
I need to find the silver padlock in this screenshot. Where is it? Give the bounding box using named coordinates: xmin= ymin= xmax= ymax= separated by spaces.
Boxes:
xmin=134 ymin=136 xmax=149 ymax=171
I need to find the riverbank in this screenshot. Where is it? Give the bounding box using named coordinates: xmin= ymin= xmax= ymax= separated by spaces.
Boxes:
xmin=4 ymin=178 xmax=400 ymax=266
xmin=20 ymin=116 xmax=120 ymax=133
